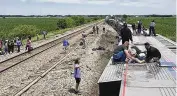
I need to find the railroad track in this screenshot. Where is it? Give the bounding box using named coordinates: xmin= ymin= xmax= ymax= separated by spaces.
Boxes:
xmin=0 ymin=21 xmax=103 ymax=73
xmin=14 ymin=22 xmax=105 ymax=96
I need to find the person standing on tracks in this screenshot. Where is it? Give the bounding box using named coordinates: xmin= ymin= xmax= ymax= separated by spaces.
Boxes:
xmin=4 ymin=40 xmax=8 ymax=54
xmin=132 ymin=23 xmax=136 ymax=35
xmin=149 ymin=20 xmax=156 ymax=36
xmin=16 ymin=38 xmax=22 ymax=52
xmin=63 ymin=39 xmax=69 ymax=53
xmin=120 ymin=23 xmax=133 ymax=44
xmin=26 ymin=36 xmax=32 ymax=52
xmin=74 ymin=59 xmax=81 ymax=94
xmin=144 ymin=42 xmax=161 ymax=66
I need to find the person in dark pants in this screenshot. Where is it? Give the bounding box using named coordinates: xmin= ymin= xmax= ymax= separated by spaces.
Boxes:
xmin=132 ymin=23 xmax=136 ymax=35
xmin=16 ymin=39 xmax=21 ymax=52
xmin=74 ymin=59 xmax=81 ymax=94
xmin=120 ymin=23 xmax=133 ymax=44
xmin=96 ymin=26 xmax=99 ymax=34
xmin=137 ymin=21 xmax=142 ymax=35
xmin=149 ymin=20 xmax=156 ymax=36
xmin=93 ymin=26 xmax=96 ymax=34
xmin=11 ymin=40 xmax=14 ymax=53
xmin=103 ymin=27 xmax=105 ymax=33
xmin=144 ymin=42 xmax=161 ymax=65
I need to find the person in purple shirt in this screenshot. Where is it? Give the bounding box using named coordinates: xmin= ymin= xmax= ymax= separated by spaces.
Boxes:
xmin=16 ymin=38 xmax=21 ymax=52
xmin=74 ymin=59 xmax=81 ymax=93
xmin=63 ymin=39 xmax=69 ymax=53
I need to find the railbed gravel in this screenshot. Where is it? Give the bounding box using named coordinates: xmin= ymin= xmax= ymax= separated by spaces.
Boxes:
xmin=0 ymin=28 xmax=93 ymax=96
xmin=21 ymin=24 xmax=117 ymax=96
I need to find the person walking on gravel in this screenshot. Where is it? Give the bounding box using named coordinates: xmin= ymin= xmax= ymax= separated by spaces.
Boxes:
xmin=81 ymin=31 xmax=86 ymax=49
xmin=74 ymin=59 xmax=81 ymax=94
xmin=96 ymin=26 xmax=99 ymax=34
xmin=63 ymin=39 xmax=69 ymax=53
xmin=93 ymin=26 xmax=96 ymax=34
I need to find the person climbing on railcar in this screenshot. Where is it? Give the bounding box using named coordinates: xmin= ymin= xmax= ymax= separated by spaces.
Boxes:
xmin=144 ymin=42 xmax=161 ymax=66
xmin=73 ymin=59 xmax=81 ymax=94
xmin=120 ymin=23 xmax=133 ymax=44
xmin=112 ymin=41 xmax=144 ymax=64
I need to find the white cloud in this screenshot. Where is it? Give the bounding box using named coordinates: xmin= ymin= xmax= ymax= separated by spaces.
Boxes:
xmin=36 ymin=0 xmax=81 ymax=3
xmin=118 ymin=0 xmax=175 ymax=8
xmin=86 ymin=0 xmax=115 ymax=5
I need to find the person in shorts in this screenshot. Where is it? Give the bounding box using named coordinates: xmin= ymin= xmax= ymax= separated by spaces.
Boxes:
xmin=74 ymin=59 xmax=81 ymax=93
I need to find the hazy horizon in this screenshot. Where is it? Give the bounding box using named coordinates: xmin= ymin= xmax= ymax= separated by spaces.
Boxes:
xmin=0 ymin=0 xmax=176 ymax=15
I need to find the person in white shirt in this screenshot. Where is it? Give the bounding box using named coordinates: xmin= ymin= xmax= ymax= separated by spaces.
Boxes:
xmin=149 ymin=20 xmax=156 ymax=36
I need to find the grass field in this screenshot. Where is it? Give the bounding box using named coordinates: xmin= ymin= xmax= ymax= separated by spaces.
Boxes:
xmin=0 ymin=17 xmax=100 ymax=40
xmin=127 ymin=17 xmax=176 ymax=41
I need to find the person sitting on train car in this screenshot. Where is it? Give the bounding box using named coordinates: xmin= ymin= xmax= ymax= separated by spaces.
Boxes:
xmin=113 ymin=41 xmax=144 ymax=63
xmin=144 ymin=42 xmax=161 ymax=65
xmin=120 ymin=23 xmax=133 ymax=44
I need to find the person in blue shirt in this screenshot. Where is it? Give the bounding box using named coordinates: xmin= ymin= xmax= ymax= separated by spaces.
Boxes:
xmin=63 ymin=39 xmax=69 ymax=53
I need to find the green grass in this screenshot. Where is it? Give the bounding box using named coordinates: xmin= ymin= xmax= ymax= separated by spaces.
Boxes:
xmin=0 ymin=17 xmax=100 ymax=40
xmin=21 ymin=19 xmax=101 ymax=45
xmin=127 ymin=17 xmax=176 ymax=41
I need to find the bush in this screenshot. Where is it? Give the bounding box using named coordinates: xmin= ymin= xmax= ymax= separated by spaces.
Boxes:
xmin=12 ymin=25 xmax=39 ymax=39
xmin=57 ymin=18 xmax=67 ymax=29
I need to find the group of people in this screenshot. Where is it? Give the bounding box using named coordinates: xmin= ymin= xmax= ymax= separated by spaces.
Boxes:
xmin=131 ymin=20 xmax=156 ymax=36
xmin=92 ymin=25 xmax=99 ymax=34
xmin=113 ymin=23 xmax=161 ymax=65
xmin=0 ymin=36 xmax=32 ymax=55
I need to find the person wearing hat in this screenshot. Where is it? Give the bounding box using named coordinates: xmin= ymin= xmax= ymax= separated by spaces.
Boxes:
xmin=149 ymin=20 xmax=156 ymax=36
xmin=120 ymin=23 xmax=133 ymax=44
xmin=144 ymin=42 xmax=161 ymax=65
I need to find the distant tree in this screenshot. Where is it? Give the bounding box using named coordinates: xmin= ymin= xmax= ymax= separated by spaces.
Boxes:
xmin=57 ymin=19 xmax=67 ymax=29
xmin=11 ymin=25 xmax=39 ymax=39
xmin=123 ymin=14 xmax=128 ymax=21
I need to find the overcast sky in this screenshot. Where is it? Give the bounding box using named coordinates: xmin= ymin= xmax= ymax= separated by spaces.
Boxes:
xmin=0 ymin=0 xmax=176 ymax=15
